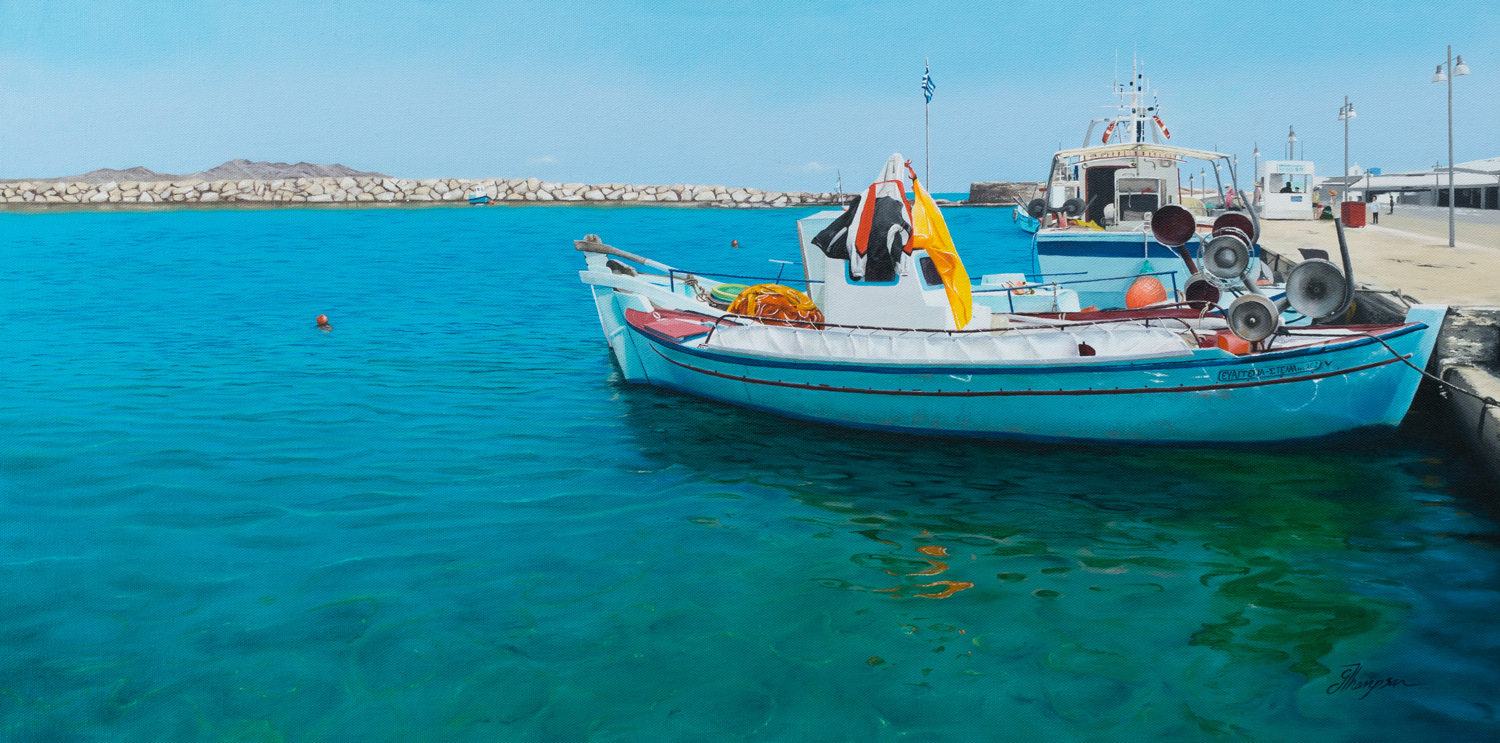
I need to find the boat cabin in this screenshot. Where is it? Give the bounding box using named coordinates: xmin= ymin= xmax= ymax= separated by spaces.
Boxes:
xmin=1042 ymin=143 xmax=1234 ymax=229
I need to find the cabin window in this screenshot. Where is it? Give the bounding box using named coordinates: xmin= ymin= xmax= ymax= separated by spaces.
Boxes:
xmin=918 ymin=256 xmax=943 ymax=288
xmin=1117 ymin=177 xmax=1162 ymax=221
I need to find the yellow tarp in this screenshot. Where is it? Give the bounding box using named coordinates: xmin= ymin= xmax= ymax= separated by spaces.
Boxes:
xmin=909 ymin=178 xmax=972 ymax=329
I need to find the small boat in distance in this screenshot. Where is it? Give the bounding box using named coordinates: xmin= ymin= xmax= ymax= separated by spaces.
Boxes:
xmin=468 ymin=189 xmax=492 ymax=205
xmin=1012 ymin=205 xmax=1040 ymax=234
xmin=577 ymin=155 xmax=1444 ymax=444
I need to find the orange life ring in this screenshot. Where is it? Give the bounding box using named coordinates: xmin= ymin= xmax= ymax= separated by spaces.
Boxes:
xmin=1101 ymin=121 xmax=1116 ymax=144
xmin=1153 ymin=115 xmax=1171 ymax=139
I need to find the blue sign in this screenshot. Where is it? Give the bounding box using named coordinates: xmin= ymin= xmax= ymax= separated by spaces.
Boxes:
xmin=1368 ymin=167 xmax=1382 ymax=175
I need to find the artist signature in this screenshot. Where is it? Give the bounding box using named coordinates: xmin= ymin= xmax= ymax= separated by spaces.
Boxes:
xmin=1326 ymin=663 xmax=1421 ymax=699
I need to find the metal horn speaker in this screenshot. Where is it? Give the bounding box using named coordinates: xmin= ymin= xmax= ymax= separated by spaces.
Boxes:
xmin=1286 ymin=258 xmax=1351 ymax=321
xmin=1226 ymin=294 xmax=1280 ymax=342
xmin=1204 ymin=233 xmax=1251 ymax=279
xmin=1149 ymin=204 xmax=1197 ymax=247
xmin=1212 ymin=212 xmax=1255 ymax=240
xmin=1184 ymin=272 xmax=1221 ymax=309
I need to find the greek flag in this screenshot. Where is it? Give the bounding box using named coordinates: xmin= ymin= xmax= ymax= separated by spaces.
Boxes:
xmin=922 ymin=61 xmax=935 ymax=103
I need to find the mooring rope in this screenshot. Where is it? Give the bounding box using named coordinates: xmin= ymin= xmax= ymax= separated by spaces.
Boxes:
xmin=1289 ymin=329 xmax=1500 ymax=436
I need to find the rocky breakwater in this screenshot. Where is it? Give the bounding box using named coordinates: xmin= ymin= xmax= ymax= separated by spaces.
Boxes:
xmin=0 ymin=177 xmax=847 ymax=208
xmin=967 ymin=181 xmax=1043 ymax=206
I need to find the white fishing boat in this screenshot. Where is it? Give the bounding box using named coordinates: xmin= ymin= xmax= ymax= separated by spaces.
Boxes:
xmin=578 ymin=155 xmax=1445 ymax=443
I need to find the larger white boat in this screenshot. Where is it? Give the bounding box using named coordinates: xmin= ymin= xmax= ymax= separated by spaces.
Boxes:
xmin=1019 ymin=60 xmax=1265 ymax=311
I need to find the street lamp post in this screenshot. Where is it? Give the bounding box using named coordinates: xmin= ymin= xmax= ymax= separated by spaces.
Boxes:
xmin=1286 ymin=126 xmax=1297 ymax=160
xmin=1338 ymin=97 xmax=1356 ymax=189
xmin=1432 ymin=45 xmax=1470 ymax=247
xmin=1252 ymin=144 xmax=1261 ymax=208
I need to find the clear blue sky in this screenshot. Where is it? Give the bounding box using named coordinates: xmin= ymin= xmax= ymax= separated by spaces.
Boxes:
xmin=1 ymin=1 xmax=1495 ymax=192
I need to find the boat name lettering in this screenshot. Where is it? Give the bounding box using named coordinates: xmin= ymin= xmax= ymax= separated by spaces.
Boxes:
xmin=1217 ymin=360 xmax=1331 ymax=383
xmin=1081 ymin=149 xmax=1181 ymax=162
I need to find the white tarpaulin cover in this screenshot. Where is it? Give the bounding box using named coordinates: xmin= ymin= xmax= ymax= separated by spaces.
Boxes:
xmin=704 ymin=323 xmax=1193 ymax=365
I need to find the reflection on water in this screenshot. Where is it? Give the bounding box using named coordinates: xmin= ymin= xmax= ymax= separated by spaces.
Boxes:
xmin=613 ymin=378 xmax=1499 ymax=736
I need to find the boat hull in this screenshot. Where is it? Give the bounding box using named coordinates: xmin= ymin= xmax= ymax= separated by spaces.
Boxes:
xmin=1012 ymin=205 xmax=1040 ymax=234
xmin=613 ymin=304 xmax=1443 ymax=444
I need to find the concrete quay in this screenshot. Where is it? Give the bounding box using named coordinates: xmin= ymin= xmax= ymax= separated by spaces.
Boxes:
xmin=1257 ymin=216 xmax=1500 ymax=489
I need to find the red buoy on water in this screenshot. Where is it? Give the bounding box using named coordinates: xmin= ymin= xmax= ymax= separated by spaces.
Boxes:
xmin=316 ymin=314 xmax=331 ymax=331
xmin=1125 ymin=276 xmax=1167 ymax=309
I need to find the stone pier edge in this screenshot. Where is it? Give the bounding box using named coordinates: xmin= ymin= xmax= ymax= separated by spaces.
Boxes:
xmin=1263 ymin=247 xmax=1500 ymax=490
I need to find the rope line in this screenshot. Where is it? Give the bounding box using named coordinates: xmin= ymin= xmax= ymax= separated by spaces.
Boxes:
xmin=1358 ymin=331 xmax=1498 ymax=436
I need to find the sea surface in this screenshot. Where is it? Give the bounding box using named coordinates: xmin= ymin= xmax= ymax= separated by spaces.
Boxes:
xmin=1 ymin=204 xmax=1497 ymax=742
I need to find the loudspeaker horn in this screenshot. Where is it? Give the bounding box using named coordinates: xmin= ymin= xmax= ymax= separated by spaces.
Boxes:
xmin=1026 ymin=198 xmax=1046 ymax=219
xmin=1061 ymin=197 xmax=1086 ymax=218
xmin=1149 ymin=204 xmax=1197 ymax=247
xmin=1183 ymin=272 xmax=1221 ymax=310
xmin=1204 ymin=233 xmax=1251 ymax=279
xmin=1227 ymin=294 xmax=1280 ymax=342
xmin=1212 ymin=212 xmax=1255 ymax=240
xmin=1286 ymin=258 xmax=1351 ymax=321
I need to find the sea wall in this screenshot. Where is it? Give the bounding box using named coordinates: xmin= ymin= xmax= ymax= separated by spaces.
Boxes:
xmin=1432 ymin=308 xmax=1500 ymax=490
xmin=0 ymin=177 xmax=848 ymax=208
xmin=968 ymin=181 xmax=1042 ymax=206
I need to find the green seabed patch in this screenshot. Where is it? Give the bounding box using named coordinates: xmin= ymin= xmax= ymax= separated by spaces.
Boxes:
xmin=793 ymin=439 xmax=1423 ymax=683
xmin=1154 ymin=450 xmax=1420 ymax=680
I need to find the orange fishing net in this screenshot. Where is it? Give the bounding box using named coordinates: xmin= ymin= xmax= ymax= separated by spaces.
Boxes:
xmin=725 ymin=284 xmax=824 ymax=328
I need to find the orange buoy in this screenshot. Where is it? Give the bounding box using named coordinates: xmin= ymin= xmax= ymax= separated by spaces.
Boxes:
xmin=316 ymin=314 xmax=331 ymax=331
xmin=1125 ymin=275 xmax=1168 ymax=309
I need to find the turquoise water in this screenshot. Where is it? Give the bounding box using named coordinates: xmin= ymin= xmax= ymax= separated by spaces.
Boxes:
xmin=1 ymin=205 xmax=1497 ymax=741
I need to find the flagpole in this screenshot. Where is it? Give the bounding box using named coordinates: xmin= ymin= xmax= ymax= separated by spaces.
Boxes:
xmin=918 ymin=59 xmax=930 ymax=190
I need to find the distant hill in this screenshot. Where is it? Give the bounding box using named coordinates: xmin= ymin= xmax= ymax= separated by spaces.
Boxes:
xmin=2 ymin=159 xmax=391 ymax=184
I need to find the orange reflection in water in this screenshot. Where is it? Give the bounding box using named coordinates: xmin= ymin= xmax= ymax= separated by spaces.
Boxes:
xmin=913 ymin=580 xmax=975 ymax=599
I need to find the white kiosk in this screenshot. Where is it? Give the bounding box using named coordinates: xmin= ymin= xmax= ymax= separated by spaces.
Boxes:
xmin=1259 ymin=161 xmax=1316 ymax=220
